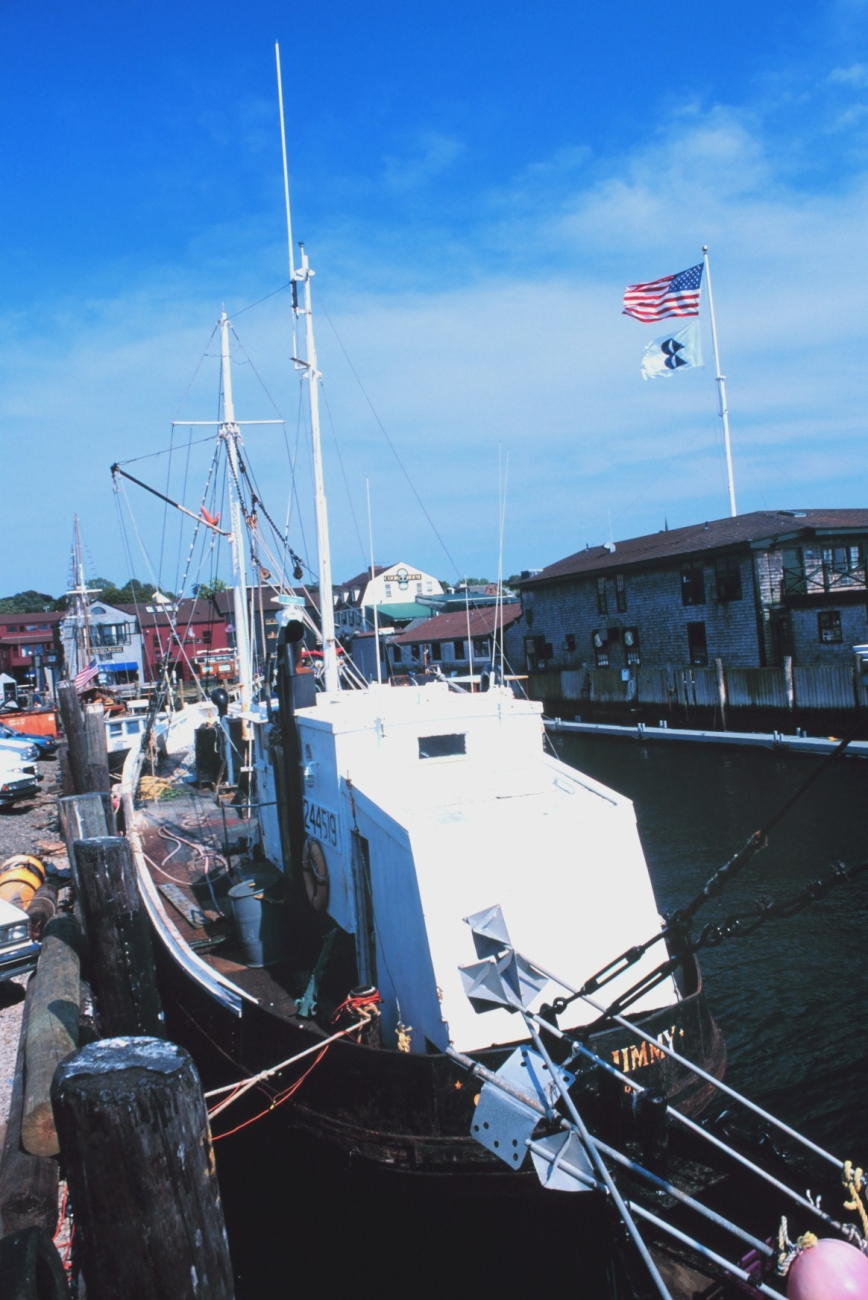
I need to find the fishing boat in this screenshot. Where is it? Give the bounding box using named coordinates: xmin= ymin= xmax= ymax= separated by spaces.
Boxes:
xmin=113 ymin=172 xmax=725 ymax=1188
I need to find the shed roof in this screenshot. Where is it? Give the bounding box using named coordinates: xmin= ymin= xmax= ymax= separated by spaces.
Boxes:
xmin=518 ymin=510 xmax=868 ymax=588
xmin=392 ymin=604 xmax=523 ymax=645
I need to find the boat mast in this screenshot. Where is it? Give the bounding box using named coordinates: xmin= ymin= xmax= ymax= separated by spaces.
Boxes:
xmin=218 ymin=313 xmax=254 ymax=723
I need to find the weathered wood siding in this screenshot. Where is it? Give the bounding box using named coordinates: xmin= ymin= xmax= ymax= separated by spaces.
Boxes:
xmin=725 ymin=669 xmax=789 ymax=709
xmin=793 ymin=665 xmax=856 ymax=710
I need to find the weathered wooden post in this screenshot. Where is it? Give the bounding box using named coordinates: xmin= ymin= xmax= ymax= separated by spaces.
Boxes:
xmin=57 ymin=683 xmax=110 ymax=795
xmin=58 ymin=792 xmax=115 ymax=924
xmin=0 ymin=983 xmax=60 ymax=1236
xmin=71 ymin=836 xmax=164 ymax=1038
xmin=784 ymin=654 xmax=795 ymax=713
xmin=21 ymin=915 xmax=83 ymax=1159
xmin=52 ymin=1038 xmax=235 ymax=1300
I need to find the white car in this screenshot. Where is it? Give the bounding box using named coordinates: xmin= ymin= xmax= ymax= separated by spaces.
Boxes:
xmin=0 ymin=895 xmax=39 ymax=981
xmin=0 ymin=733 xmax=40 ymax=764
xmin=0 ymin=749 xmax=41 ymax=806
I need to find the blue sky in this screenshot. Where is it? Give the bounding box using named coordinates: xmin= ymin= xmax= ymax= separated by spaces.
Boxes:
xmin=2 ymin=1 xmax=867 ymax=596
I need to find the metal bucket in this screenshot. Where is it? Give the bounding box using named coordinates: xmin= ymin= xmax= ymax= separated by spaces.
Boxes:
xmin=227 ymin=880 xmax=286 ymax=967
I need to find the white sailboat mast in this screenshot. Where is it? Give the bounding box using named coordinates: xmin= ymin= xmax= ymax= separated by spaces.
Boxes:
xmin=295 ymin=244 xmax=340 ymax=693
xmin=219 ymin=313 xmax=254 ymax=719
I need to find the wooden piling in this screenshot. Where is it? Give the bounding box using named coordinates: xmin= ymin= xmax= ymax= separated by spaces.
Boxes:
xmin=71 ymin=836 xmax=163 ymax=1038
xmin=21 ymin=916 xmax=83 ymax=1158
xmin=51 ymin=1037 xmax=235 ymax=1300
xmin=57 ymin=683 xmax=110 ymax=795
xmin=0 ymin=982 xmax=60 ymax=1237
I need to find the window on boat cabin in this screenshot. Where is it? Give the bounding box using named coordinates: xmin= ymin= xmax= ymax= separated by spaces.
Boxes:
xmin=624 ymin=627 xmax=640 ymax=665
xmin=818 ymin=610 xmax=843 ymax=643
xmin=419 ymin=733 xmax=466 ymax=759
xmin=686 ymin=621 xmax=708 ymax=666
xmin=715 ymin=555 xmax=742 ymax=602
xmin=564 ymin=632 xmax=576 ymax=652
xmin=592 ymin=629 xmax=609 ymax=668
xmin=615 ymin=573 xmax=627 ymax=612
xmin=596 ymin=577 xmax=608 ymax=615
xmin=453 ymin=639 xmax=464 ymax=659
xmin=430 ymin=641 xmax=441 ymax=660
xmin=681 ymin=560 xmax=706 ymax=606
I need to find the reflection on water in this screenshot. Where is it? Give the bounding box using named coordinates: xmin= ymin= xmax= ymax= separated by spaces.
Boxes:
xmin=551 ymin=733 xmax=868 ymax=1153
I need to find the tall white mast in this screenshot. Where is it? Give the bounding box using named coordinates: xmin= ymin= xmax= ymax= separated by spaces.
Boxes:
xmin=219 ymin=313 xmax=254 ymax=723
xmin=702 ymin=246 xmax=737 ymax=518
xmin=276 ymin=43 xmax=339 ymax=695
xmin=294 ymin=245 xmax=340 ymax=692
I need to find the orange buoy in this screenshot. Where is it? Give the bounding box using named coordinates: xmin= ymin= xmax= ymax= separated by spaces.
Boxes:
xmin=0 ymin=855 xmax=47 ymax=909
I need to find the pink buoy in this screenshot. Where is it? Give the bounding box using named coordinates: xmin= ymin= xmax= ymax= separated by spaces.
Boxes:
xmin=787 ymin=1238 xmax=868 ymax=1299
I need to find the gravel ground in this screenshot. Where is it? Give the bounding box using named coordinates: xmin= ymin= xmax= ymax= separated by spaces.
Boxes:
xmin=0 ymin=765 xmax=67 ymax=1145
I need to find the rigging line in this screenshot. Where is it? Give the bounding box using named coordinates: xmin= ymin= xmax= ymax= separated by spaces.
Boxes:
xmin=318 ymin=295 xmax=463 ymax=581
xmin=174 ymin=423 xmax=197 ymax=597
xmin=230 ymin=280 xmax=291 ymax=320
xmin=320 ymin=382 xmax=368 ymax=568
xmin=158 ymin=423 xmax=176 ymax=588
xmin=172 ymin=321 xmax=220 ymax=424
xmin=112 ymin=433 xmax=218 ymax=467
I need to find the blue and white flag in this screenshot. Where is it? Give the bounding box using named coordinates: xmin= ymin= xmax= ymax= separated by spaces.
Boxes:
xmin=641 ymin=320 xmax=703 ymax=380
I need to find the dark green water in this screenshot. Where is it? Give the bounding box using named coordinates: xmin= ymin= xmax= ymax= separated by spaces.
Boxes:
xmin=550 ymin=732 xmax=868 ymax=1155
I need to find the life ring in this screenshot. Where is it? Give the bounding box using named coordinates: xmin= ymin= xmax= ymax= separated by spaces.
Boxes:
xmin=301 ymin=837 xmax=330 ymax=912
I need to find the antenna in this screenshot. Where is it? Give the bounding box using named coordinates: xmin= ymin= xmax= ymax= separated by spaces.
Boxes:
xmin=275 ymin=43 xmax=298 ymax=360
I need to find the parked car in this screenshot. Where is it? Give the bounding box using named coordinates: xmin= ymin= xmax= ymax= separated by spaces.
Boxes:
xmin=0 ymin=750 xmax=41 ymax=806
xmin=0 ymin=721 xmax=57 ymax=758
xmin=0 ymin=732 xmax=40 ymax=765
xmin=0 ymin=895 xmax=40 ymax=981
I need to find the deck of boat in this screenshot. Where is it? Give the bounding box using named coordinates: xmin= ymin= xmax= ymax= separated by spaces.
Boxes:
xmin=135 ymin=782 xmax=312 ymax=1025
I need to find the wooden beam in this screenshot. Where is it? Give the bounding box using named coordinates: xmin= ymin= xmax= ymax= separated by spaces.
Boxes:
xmin=0 ymin=981 xmax=60 ymax=1236
xmin=21 ymin=916 xmax=82 ymax=1158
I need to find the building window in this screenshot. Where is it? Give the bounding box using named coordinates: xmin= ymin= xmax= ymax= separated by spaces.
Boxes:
xmin=823 ymin=545 xmax=865 ymax=589
xmin=152 ymin=635 xmax=161 ymax=650
xmin=624 ymin=627 xmax=640 ymax=665
xmin=385 ymin=583 xmax=392 ymax=598
xmin=430 ymin=641 xmax=441 ymax=661
xmin=202 ymin=629 xmax=212 ymax=644
xmin=596 ymin=577 xmax=608 ymax=615
xmin=453 ymin=639 xmax=464 ymax=660
xmin=565 ymin=632 xmax=576 ymax=652
xmin=525 ymin=608 xmax=533 ymax=627
xmin=615 ymin=573 xmax=627 ymax=613
xmin=524 ymin=635 xmax=549 ymax=672
xmin=473 ymin=638 xmax=491 ymax=658
xmin=686 ymin=621 xmax=708 ymax=665
xmin=681 ymin=561 xmax=706 ymax=606
xmin=592 ymin=629 xmax=609 ymax=668
xmin=91 ymin=623 xmax=131 ymax=647
xmin=393 ymin=645 xmax=402 ymax=663
xmin=410 ymin=643 xmax=420 ymax=661
xmin=818 ymin=611 xmax=843 ymax=644
xmin=715 ymin=556 xmax=742 ymax=602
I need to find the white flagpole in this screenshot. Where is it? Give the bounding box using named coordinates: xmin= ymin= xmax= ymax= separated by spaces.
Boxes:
xmin=702 ymin=245 xmax=737 ymax=517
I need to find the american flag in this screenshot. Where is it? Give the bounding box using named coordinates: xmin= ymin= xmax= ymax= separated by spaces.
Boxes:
xmin=73 ymin=659 xmax=99 ymax=692
xmin=622 ymin=263 xmax=704 ymax=322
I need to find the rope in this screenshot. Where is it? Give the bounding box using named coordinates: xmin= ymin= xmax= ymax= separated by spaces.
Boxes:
xmin=843 ymin=1161 xmax=868 ymax=1237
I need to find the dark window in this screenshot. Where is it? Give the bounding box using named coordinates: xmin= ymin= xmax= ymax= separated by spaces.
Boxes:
xmin=524 ymin=635 xmax=547 ymax=672
xmin=823 ymin=545 xmax=865 ymax=589
xmin=473 ymin=638 xmax=491 ymax=658
xmin=592 ymin=629 xmax=609 ymax=668
xmin=91 ymin=623 xmax=131 ymax=647
xmin=452 ymin=639 xmax=464 ymax=659
xmin=418 ymin=733 xmax=466 ymax=759
xmin=565 ymin=632 xmax=576 ymax=652
xmin=430 ymin=641 xmax=441 ymax=660
xmin=623 ymin=627 xmax=640 ymax=665
xmin=681 ymin=561 xmax=706 ymax=606
xmin=202 ymin=628 xmax=212 ymax=644
xmin=525 ymin=608 xmax=534 ymax=627
xmin=393 ymin=645 xmax=402 ymax=663
xmin=410 ymin=643 xmax=420 ymax=661
xmin=152 ymin=635 xmax=161 ymax=650
xmin=615 ymin=573 xmax=627 ymax=613
xmin=686 ymin=621 xmax=708 ymax=665
xmin=596 ymin=577 xmax=608 ymax=615
xmin=818 ymin=611 xmax=843 ymax=643
xmin=715 ymin=556 xmax=743 ymax=602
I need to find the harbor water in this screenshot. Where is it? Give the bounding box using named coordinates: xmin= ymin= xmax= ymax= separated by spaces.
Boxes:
xmin=219 ymin=736 xmax=868 ymax=1294
xmin=549 ymin=731 xmax=868 ymax=1156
